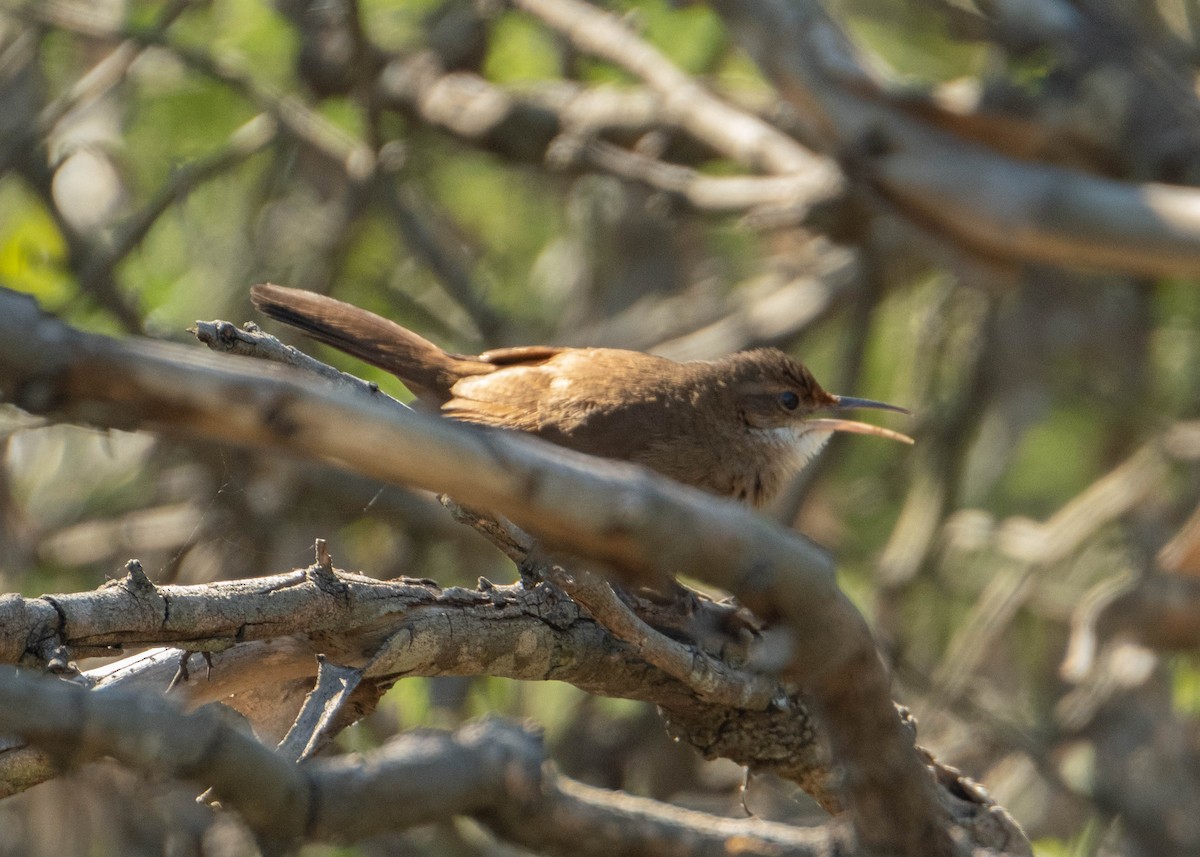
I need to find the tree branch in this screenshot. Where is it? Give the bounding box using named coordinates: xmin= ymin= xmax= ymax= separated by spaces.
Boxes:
xmin=710 ymin=0 xmax=1200 ymax=277
xmin=0 ymin=669 xmax=853 ymax=855
xmin=512 ymin=0 xmax=837 ymax=178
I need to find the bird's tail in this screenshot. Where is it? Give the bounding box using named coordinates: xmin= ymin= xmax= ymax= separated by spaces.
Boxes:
xmin=250 ymin=283 xmax=488 ymax=403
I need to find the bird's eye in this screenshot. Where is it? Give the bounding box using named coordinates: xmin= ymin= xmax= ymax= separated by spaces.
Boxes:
xmin=778 ymin=391 xmax=800 ymax=411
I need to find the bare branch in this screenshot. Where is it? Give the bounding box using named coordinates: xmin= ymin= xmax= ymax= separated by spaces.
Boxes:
xmin=542 ymin=564 xmax=781 ymax=710
xmin=0 ymin=669 xmax=848 ymax=855
xmin=192 ymin=316 xmax=408 ymax=405
xmin=929 ymin=439 xmax=1177 ymax=707
xmin=580 ymin=139 xmax=832 ymax=212
xmin=276 ymin=656 xmax=363 ymax=762
xmin=711 ymin=0 xmax=1200 ymax=278
xmin=0 ymin=566 xmax=831 ymax=804
xmin=513 ymin=0 xmax=833 ymax=179
xmin=0 ymin=668 xmax=308 ymax=846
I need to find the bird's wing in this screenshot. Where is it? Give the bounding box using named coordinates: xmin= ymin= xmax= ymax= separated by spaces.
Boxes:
xmin=439 ymin=346 xmax=571 ymax=428
xmin=477 ymin=345 xmax=568 ymax=366
xmin=442 ymin=362 xmax=562 ymax=433
xmin=442 ymin=349 xmax=684 ymax=460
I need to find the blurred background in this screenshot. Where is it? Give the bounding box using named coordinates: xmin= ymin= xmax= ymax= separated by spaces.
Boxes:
xmin=2 ymin=0 xmax=1200 ymax=854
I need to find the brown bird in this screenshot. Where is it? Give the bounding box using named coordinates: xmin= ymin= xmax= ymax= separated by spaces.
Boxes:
xmin=251 ymin=283 xmax=912 ymax=506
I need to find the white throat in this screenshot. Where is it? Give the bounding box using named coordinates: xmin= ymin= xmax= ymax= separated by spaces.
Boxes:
xmin=767 ymin=426 xmax=833 ymax=474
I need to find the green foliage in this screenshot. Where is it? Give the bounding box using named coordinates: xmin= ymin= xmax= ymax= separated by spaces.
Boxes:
xmin=358 ymin=0 xmax=447 ymax=52
xmin=176 ymin=0 xmax=296 ymax=87
xmin=995 ymin=407 xmax=1106 ymax=517
xmin=1152 ymin=277 xmax=1200 ymax=410
xmin=415 ymin=147 xmax=563 ymax=321
xmin=1173 ymin=656 xmax=1200 ymax=715
xmin=836 ymin=0 xmax=984 ymax=81
xmin=378 ymin=676 xmax=435 ymax=729
xmin=528 ymin=0 xmax=727 ymax=82
xmin=1032 ymin=819 xmax=1105 ymax=857
xmin=124 ymin=77 xmax=257 ymax=189
xmin=0 ymin=182 xmax=71 ymax=309
xmin=614 ymin=0 xmax=726 ymax=74
xmin=484 ymin=14 xmax=561 ymax=82
xmin=300 ymin=845 xmax=364 ymax=857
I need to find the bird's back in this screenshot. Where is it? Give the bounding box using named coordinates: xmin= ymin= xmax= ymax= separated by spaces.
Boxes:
xmin=444 ymin=348 xmax=701 ymax=459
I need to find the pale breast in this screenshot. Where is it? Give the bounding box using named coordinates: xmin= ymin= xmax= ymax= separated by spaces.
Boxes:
xmin=720 ymin=428 xmax=832 ymax=505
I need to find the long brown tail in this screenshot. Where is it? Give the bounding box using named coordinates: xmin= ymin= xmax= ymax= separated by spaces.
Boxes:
xmin=250 ymin=283 xmax=489 ymax=403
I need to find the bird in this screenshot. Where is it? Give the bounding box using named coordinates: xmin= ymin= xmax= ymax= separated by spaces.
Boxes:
xmin=251 ymin=283 xmax=912 ymax=506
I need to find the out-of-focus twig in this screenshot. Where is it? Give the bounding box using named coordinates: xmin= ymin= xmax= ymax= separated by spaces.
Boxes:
xmin=711 ymin=0 xmax=1200 ymax=278
xmin=81 ymin=115 xmax=278 ymax=292
xmin=513 ymin=0 xmax=838 ymax=180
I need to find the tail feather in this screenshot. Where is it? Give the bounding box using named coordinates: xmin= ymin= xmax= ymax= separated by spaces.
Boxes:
xmin=250 ymin=283 xmax=488 ymax=403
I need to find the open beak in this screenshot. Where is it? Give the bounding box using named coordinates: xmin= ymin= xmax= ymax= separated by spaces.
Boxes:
xmin=831 ymin=395 xmax=911 ymax=416
xmin=805 ymin=395 xmax=914 ymax=444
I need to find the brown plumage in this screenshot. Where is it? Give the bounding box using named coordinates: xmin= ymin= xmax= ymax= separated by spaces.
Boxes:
xmin=251 ymin=283 xmax=911 ymax=505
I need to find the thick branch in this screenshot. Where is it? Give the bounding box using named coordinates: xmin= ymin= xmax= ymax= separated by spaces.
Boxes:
xmin=0 ymin=669 xmax=842 ymax=855
xmin=0 ymin=562 xmax=841 ymax=808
